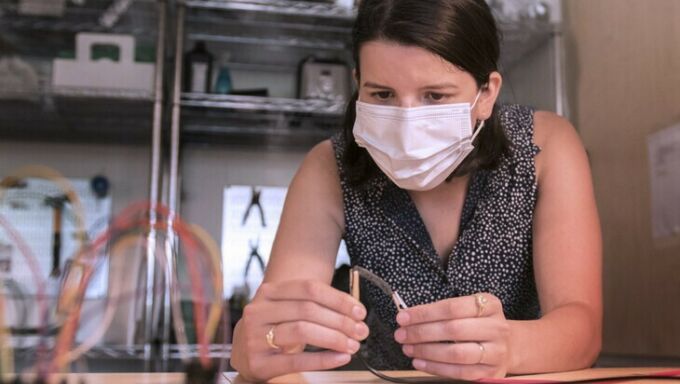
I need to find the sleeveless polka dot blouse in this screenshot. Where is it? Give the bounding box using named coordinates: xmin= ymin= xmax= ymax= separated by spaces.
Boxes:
xmin=331 ymin=104 xmax=542 ymax=369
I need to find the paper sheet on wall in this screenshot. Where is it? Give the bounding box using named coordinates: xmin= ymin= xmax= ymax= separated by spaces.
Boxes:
xmin=221 ymin=185 xmax=349 ymax=299
xmin=647 ymin=122 xmax=680 ymax=238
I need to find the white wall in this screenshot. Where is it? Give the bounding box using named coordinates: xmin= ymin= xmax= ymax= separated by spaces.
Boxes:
xmin=179 ymin=144 xmax=307 ymax=247
xmin=564 ymin=0 xmax=680 ymax=357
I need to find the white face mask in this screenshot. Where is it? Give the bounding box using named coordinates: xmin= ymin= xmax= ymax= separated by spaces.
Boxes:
xmin=353 ymin=91 xmax=485 ymax=191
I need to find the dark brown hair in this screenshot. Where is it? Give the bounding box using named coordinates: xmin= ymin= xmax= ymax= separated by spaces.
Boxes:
xmin=342 ymin=0 xmax=511 ymax=186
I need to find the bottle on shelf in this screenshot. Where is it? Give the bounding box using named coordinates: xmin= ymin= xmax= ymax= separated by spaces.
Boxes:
xmin=183 ymin=41 xmax=214 ymax=94
xmin=213 ymin=52 xmax=233 ymax=95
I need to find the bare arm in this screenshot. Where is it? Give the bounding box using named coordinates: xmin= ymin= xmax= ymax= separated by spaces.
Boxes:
xmin=263 ymin=140 xmax=345 ymax=284
xmin=230 ymin=140 xmax=369 ymax=381
xmin=507 ymin=111 xmax=603 ymax=373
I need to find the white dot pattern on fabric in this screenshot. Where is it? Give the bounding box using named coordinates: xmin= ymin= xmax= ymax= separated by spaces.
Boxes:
xmin=331 ymin=104 xmax=541 ymax=369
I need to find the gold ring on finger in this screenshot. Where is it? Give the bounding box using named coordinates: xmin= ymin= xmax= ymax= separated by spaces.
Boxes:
xmin=474 ymin=293 xmax=488 ymax=318
xmin=265 ymin=325 xmax=280 ymax=350
xmin=475 ymin=342 xmax=485 ymax=365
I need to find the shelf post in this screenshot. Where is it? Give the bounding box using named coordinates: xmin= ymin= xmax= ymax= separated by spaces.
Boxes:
xmin=143 ymin=0 xmax=169 ymax=369
xmin=552 ymin=25 xmax=569 ymax=118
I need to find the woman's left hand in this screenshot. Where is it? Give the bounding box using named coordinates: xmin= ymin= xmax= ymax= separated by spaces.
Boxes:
xmin=394 ymin=293 xmax=511 ymax=380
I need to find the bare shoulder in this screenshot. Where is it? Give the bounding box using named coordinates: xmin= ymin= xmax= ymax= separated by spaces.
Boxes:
xmin=532 ymin=110 xmax=588 ymax=182
xmin=303 ymin=139 xmax=338 ymax=171
xmin=296 ymin=139 xmax=340 ymax=186
xmin=533 ymin=110 xmax=581 ymax=150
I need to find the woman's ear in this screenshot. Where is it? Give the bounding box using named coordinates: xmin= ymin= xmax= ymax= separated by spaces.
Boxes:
xmin=478 ymin=71 xmax=502 ymax=120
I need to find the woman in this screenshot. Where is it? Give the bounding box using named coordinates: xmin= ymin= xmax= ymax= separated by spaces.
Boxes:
xmin=231 ymin=0 xmax=602 ymax=381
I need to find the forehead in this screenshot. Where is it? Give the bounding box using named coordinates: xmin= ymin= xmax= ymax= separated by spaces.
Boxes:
xmin=358 ymin=40 xmax=471 ymax=84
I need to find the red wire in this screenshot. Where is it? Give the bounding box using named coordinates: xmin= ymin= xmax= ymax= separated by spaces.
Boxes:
xmin=480 ymin=368 xmax=680 ymax=384
xmin=142 ymin=202 xmax=215 ymax=365
xmin=51 ymin=202 xmax=216 ymax=370
xmin=142 ymin=202 xmax=211 ymax=364
xmin=482 ymin=376 xmax=573 ymax=384
xmin=653 ymin=369 xmax=680 ymax=377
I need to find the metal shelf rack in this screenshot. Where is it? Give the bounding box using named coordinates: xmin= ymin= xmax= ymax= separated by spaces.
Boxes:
xmin=166 ymin=7 xmax=353 ymax=336
xmin=182 ymin=0 xmax=353 ymax=70
xmin=0 ymin=0 xmax=160 ymax=140
xmin=0 ymin=0 xmax=169 ymax=366
xmin=0 ymin=95 xmax=154 ymax=144
xmin=187 ymin=32 xmax=347 ymax=51
xmin=0 ymin=79 xmax=155 ymax=143
xmin=0 ymin=0 xmax=160 ymax=57
xmin=181 ymin=92 xmax=346 ymax=115
xmin=50 ymin=87 xmax=154 ymax=100
xmin=183 ymin=0 xmax=356 ymax=20
xmin=171 ymin=0 xmax=355 ymax=145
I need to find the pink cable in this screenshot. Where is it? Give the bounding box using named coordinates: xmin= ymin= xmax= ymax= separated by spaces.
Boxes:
xmin=480 ymin=368 xmax=680 ymax=384
xmin=52 ymin=202 xmax=215 ymax=370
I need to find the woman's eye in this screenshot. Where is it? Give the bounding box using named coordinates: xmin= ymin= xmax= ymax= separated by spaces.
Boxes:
xmin=371 ymin=91 xmax=393 ymax=100
xmin=426 ymin=92 xmax=447 ymax=102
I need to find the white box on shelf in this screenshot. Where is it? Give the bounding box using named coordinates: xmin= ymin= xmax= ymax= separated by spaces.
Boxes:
xmin=52 ymin=33 xmax=155 ymax=96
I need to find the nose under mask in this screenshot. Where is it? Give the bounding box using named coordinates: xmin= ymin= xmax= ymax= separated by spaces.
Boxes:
xmin=353 ymin=91 xmax=485 ymax=191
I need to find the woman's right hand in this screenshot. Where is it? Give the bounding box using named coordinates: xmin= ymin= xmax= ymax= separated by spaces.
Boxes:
xmin=230 ymin=279 xmax=369 ymax=382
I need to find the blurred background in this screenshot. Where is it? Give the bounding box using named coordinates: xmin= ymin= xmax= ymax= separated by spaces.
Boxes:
xmin=0 ymin=0 xmax=678 ymax=373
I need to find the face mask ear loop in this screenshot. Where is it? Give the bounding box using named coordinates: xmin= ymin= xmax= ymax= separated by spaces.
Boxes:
xmin=470 ymin=88 xmax=484 ymax=110
xmin=470 ymin=119 xmax=486 ymax=142
xmin=469 ymin=86 xmax=487 ymax=142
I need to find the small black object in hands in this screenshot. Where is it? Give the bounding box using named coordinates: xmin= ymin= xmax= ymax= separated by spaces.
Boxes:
xmin=184 ymin=360 xmax=218 ymax=384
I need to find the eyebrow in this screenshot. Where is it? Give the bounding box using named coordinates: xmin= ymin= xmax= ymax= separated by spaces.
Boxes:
xmin=363 ymin=81 xmax=393 ymax=89
xmin=420 ymin=83 xmax=459 ymax=90
xmin=362 ymin=81 xmax=459 ymax=91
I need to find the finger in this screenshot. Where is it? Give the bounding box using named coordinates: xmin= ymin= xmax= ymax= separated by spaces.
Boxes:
xmin=272 ymin=321 xmax=362 ymax=355
xmin=397 ymin=294 xmax=501 ymax=326
xmin=403 ymin=342 xmax=500 ymax=366
xmin=257 ymin=280 xmax=366 ymax=320
xmin=395 ymin=318 xmax=501 ymax=344
xmin=412 ymin=359 xmax=497 ymax=381
xmin=255 ymin=351 xmax=352 ymax=380
xmin=245 ymin=300 xmax=369 ymax=340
